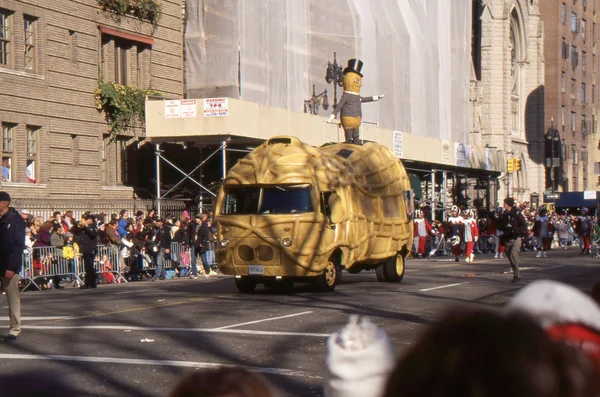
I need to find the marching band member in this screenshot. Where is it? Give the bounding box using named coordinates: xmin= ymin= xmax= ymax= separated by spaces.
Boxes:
xmin=576 ymin=208 xmax=593 ymax=255
xmin=533 ymin=208 xmax=553 ymax=258
xmin=445 ymin=206 xmax=463 ymax=262
xmin=413 ymin=210 xmax=435 ymax=258
xmin=462 ymin=209 xmax=479 ymax=263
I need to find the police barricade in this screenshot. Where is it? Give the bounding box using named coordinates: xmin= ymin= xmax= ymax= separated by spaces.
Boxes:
xmin=95 ymin=245 xmax=127 ymax=283
xmin=20 ymin=250 xmax=41 ymax=291
xmin=477 ymin=234 xmax=496 ymax=254
xmin=27 ymin=246 xmax=84 ymax=290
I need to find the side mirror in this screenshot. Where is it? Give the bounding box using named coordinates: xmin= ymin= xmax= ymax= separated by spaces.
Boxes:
xmin=328 ymin=193 xmax=344 ymax=224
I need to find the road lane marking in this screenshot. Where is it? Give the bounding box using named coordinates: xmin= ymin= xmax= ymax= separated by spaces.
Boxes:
xmin=115 ymin=289 xmax=154 ymax=295
xmin=0 ymin=354 xmax=321 ymax=379
xmin=420 ymin=282 xmax=469 ymax=292
xmin=28 ymin=295 xmax=234 ymax=326
xmin=535 ymin=265 xmax=568 ymax=271
xmin=23 ymin=325 xmax=331 ymax=337
xmin=0 ymin=316 xmax=72 ymax=321
xmin=214 ymin=311 xmax=313 ymax=330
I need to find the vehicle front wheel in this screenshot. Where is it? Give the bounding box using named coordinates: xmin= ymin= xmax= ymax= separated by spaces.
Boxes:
xmin=315 ymin=258 xmax=339 ymax=292
xmin=235 ymin=277 xmax=257 ymax=293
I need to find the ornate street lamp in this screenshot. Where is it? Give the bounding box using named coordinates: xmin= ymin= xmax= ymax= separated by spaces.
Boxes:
xmin=545 ymin=118 xmax=562 ymax=194
xmin=325 ymin=52 xmax=344 ymax=109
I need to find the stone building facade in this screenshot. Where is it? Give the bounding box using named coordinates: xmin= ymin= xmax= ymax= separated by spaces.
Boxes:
xmin=539 ymin=0 xmax=598 ymax=193
xmin=471 ymin=0 xmax=546 ymax=203
xmin=0 ymin=0 xmax=183 ymax=201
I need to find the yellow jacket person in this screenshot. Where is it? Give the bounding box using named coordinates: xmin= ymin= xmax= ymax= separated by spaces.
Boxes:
xmin=328 ymin=59 xmax=385 ymax=144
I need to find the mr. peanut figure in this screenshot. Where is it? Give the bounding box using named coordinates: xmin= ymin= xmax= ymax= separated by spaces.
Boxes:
xmin=327 ymin=59 xmax=386 ymax=144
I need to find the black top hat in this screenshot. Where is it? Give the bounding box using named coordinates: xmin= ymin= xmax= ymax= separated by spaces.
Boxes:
xmin=343 ymin=59 xmax=363 ymax=77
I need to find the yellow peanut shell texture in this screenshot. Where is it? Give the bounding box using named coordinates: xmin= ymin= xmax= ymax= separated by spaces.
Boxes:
xmin=214 ymin=136 xmax=414 ymax=279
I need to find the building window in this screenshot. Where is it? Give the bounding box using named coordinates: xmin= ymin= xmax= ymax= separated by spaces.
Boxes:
xmin=561 ymin=71 xmax=566 ymax=92
xmin=101 ymin=135 xmax=107 ymax=183
xmin=114 ymin=39 xmax=130 ymax=85
xmin=0 ymin=9 xmax=10 ymax=66
xmin=583 ymin=0 xmax=588 ymax=10
xmin=571 ymin=12 xmax=577 ymax=33
xmin=117 ymin=140 xmax=128 ymax=184
xmin=26 ymin=126 xmax=38 ymax=183
xmin=581 ymin=19 xmax=587 ymax=40
xmin=581 ymin=82 xmax=586 ymax=102
xmin=571 ymin=111 xmax=576 ymax=135
xmin=571 ymin=78 xmax=576 ymax=99
xmin=1 ymin=123 xmax=14 ymax=182
xmin=582 ymin=51 xmax=587 ymax=71
xmin=562 ymin=38 xmax=569 ymax=59
xmin=562 ymin=105 xmax=566 ymax=128
xmin=582 ymin=114 xmax=587 ymax=135
xmin=23 ymin=15 xmax=36 ymax=70
xmin=571 ymin=45 xmax=579 ymax=68
xmin=562 ymin=3 xmax=567 ymax=24
xmin=593 ymin=84 xmax=596 ymax=104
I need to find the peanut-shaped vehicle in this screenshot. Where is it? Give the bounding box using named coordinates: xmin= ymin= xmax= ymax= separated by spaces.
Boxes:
xmin=214 ymin=136 xmax=414 ymax=292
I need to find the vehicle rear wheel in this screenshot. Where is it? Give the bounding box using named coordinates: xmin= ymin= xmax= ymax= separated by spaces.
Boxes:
xmin=385 ymin=253 xmax=405 ymax=283
xmin=375 ymin=263 xmax=387 ymax=282
xmin=235 ymin=277 xmax=257 ymax=293
xmin=315 ymin=258 xmax=339 ymax=292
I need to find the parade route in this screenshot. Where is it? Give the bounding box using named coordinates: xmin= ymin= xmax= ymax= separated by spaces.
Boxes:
xmin=0 ymin=248 xmax=598 ymax=397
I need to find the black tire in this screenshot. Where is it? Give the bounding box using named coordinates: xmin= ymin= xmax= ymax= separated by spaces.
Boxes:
xmin=375 ymin=263 xmax=387 ymax=282
xmin=315 ymin=258 xmax=339 ymax=292
xmin=385 ymin=253 xmax=405 ymax=283
xmin=235 ymin=277 xmax=257 ymax=293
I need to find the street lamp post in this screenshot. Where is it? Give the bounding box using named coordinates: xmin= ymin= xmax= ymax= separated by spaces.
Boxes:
xmin=325 ymin=52 xmax=344 ymax=109
xmin=545 ymin=118 xmax=561 ymax=194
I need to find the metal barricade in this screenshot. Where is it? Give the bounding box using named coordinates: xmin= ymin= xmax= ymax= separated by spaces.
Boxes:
xmin=96 ymin=245 xmax=127 ymax=283
xmin=29 ymin=246 xmax=83 ymax=289
xmin=20 ymin=250 xmax=40 ymax=291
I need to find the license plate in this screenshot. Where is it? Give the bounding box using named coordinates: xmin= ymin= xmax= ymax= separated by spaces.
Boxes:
xmin=248 ymin=265 xmax=264 ymax=275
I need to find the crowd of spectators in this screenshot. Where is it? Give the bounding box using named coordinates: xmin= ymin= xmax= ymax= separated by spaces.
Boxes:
xmin=18 ymin=208 xmax=219 ymax=289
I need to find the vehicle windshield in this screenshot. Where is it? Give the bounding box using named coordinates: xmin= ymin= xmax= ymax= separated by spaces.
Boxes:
xmin=220 ymin=185 xmax=314 ymax=215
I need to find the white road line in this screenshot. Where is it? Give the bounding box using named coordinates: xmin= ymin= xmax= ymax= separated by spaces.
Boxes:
xmin=0 ymin=316 xmax=72 ymax=321
xmin=23 ymin=325 xmax=330 ymax=337
xmin=115 ymin=289 xmax=154 ymax=295
xmin=0 ymin=354 xmax=320 ymax=379
xmin=535 ymin=265 xmax=568 ymax=271
xmin=214 ymin=311 xmax=313 ymax=330
xmin=420 ymin=282 xmax=469 ymax=292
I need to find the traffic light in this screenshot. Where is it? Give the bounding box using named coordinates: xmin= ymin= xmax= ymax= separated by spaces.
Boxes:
xmin=515 ymin=159 xmax=521 ymax=171
xmin=507 ymin=158 xmax=515 ymax=173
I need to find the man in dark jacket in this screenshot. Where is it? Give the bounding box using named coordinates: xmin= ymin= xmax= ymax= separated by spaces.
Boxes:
xmin=196 ymin=214 xmax=211 ymax=276
xmin=74 ymin=213 xmax=98 ymax=289
xmin=0 ymin=191 xmax=25 ymax=341
xmin=499 ymin=197 xmax=527 ymax=283
xmin=152 ymin=218 xmax=171 ymax=281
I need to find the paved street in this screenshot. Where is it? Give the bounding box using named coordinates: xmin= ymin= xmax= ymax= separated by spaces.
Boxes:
xmin=0 ymin=248 xmax=598 ymax=397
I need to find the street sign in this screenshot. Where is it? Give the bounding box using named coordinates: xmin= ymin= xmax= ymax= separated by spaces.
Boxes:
xmin=544 ymin=193 xmax=560 ymax=200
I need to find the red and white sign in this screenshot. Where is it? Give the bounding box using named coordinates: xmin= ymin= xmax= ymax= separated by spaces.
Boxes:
xmin=181 ymin=99 xmax=197 ymax=118
xmin=204 ymin=98 xmax=229 ymax=117
xmin=164 ymin=100 xmax=181 ymax=118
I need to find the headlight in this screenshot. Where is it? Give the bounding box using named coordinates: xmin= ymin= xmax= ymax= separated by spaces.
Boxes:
xmin=220 ymin=238 xmax=229 ymax=247
xmin=281 ymin=238 xmax=292 ymax=247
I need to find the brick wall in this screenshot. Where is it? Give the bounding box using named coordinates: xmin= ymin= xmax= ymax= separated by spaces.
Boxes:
xmin=0 ymin=0 xmax=183 ymax=200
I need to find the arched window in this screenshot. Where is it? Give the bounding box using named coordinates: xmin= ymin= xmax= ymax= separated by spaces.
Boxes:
xmin=509 ymin=7 xmax=525 ymax=138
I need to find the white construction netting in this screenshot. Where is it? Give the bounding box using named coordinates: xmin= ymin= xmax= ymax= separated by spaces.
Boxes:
xmin=185 ymin=0 xmax=472 ymax=143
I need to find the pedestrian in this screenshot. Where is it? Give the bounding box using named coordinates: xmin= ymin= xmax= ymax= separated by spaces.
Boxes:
xmin=445 ymin=206 xmax=463 ymax=262
xmin=413 ymin=210 xmax=434 ymax=258
xmin=533 ymin=208 xmax=553 ymax=258
xmin=576 ymin=208 xmax=593 ymax=255
xmin=74 ymin=213 xmax=98 ymax=289
xmin=0 ymin=191 xmax=25 ymax=341
xmin=151 ymin=218 xmax=171 ymax=281
xmin=498 ymin=197 xmax=527 ymax=283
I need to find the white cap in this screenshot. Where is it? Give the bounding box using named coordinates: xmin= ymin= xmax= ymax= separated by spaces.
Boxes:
xmin=20 ymin=209 xmax=29 ymax=215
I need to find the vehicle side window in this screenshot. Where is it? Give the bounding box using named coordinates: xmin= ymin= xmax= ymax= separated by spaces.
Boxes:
xmin=321 ymin=191 xmax=333 ymax=216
